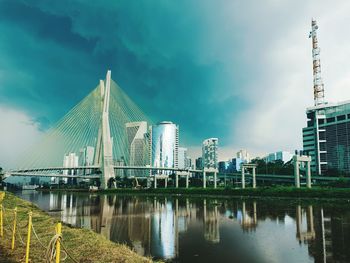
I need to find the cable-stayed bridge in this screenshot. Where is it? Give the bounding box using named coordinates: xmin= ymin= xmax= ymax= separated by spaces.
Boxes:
xmin=6 ymin=70 xmax=162 ymax=189
xmin=5 ymin=70 xmax=333 ymax=189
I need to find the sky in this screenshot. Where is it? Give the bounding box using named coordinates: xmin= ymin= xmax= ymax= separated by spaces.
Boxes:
xmin=1 ymin=0 xmax=350 ymax=168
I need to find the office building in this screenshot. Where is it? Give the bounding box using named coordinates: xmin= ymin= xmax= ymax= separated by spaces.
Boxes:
xmin=79 ymin=146 xmax=95 ymax=166
xmin=178 ymin=147 xmax=187 ymax=169
xmin=61 ymin=152 xmax=79 ymax=184
xmin=303 ymin=101 xmax=350 ymax=175
xmin=126 ymin=121 xmax=149 ymax=176
xmin=195 ymin=157 xmax=203 ymax=170
xmin=202 ymin=138 xmax=218 ymax=169
xmin=237 ymin=149 xmax=250 ymax=163
xmin=150 ymin=121 xmax=179 ymax=174
xmin=230 ymin=158 xmax=243 ymax=172
xmin=218 ymin=161 xmax=229 ymax=173
xmin=265 ymin=151 xmax=293 ymax=164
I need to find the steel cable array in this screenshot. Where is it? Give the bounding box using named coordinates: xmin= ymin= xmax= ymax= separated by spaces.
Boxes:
xmin=15 ymin=77 xmax=153 ymax=172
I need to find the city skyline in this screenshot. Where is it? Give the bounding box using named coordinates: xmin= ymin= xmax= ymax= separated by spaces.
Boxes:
xmin=2 ymin=1 xmax=350 ymax=168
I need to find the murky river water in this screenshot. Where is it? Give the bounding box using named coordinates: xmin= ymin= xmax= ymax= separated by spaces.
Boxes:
xmin=14 ymin=191 xmax=350 ymax=262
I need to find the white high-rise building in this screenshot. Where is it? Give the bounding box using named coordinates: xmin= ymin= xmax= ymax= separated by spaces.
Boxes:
xmin=150 ymin=121 xmax=179 ymax=174
xmin=202 ymin=138 xmax=218 ymax=169
xmin=237 ymin=149 xmax=251 ymax=163
xmin=126 ymin=121 xmax=148 ymax=177
xmin=79 ymin=146 xmax=95 ymax=166
xmin=56 ymin=152 xmax=79 ymax=184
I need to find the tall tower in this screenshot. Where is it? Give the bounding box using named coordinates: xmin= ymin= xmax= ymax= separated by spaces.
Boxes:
xmin=309 ymin=19 xmax=325 ymax=106
xmin=94 ymin=70 xmax=115 ymax=189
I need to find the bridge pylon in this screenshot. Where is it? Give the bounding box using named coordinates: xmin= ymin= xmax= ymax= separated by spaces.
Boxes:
xmin=94 ymin=70 xmax=116 ymax=189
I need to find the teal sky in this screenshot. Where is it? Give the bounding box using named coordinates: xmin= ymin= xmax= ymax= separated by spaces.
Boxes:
xmin=1 ymin=0 xmax=350 ymax=167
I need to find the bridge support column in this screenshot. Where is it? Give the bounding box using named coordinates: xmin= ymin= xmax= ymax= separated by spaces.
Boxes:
xmin=252 ymin=167 xmax=256 ymax=189
xmin=241 ymin=168 xmax=245 ymax=189
xmin=165 ymin=177 xmax=168 ymax=188
xmin=175 ymin=173 xmax=179 ymax=188
xmin=306 ymin=161 xmax=311 ymax=188
xmin=294 ymin=161 xmax=300 ymax=188
xmin=154 ymin=176 xmax=157 ymax=189
xmin=214 ymin=172 xmax=217 ymax=189
xmin=203 ymin=171 xmax=206 ymax=188
xmin=186 ymin=174 xmax=189 ymax=188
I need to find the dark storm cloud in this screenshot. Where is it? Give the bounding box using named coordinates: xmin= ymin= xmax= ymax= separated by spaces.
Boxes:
xmin=0 ymin=0 xmax=247 ymax=145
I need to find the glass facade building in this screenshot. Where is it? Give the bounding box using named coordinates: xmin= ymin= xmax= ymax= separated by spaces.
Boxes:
xmin=150 ymin=122 xmax=179 ymax=173
xmin=302 ymin=100 xmax=350 ymax=175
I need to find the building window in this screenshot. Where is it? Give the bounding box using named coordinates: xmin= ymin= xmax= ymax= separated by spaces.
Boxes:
xmin=320 ymin=153 xmax=327 ymax=162
xmin=337 ymin=115 xmax=346 ymax=121
xmin=319 ymin=131 xmax=326 ymax=140
xmin=318 ymin=119 xmax=325 ymax=125
xmin=326 ymin=117 xmax=335 ymax=123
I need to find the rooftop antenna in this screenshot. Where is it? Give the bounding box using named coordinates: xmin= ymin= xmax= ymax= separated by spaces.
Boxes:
xmin=309 ymin=19 xmax=325 ymax=106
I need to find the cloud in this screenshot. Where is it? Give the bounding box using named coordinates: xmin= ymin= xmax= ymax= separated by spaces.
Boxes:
xmin=1 ymin=0 xmax=350 ymax=164
xmin=0 ymin=105 xmax=43 ymax=169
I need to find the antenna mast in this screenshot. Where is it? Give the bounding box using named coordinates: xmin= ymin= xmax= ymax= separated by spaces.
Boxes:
xmin=309 ymin=19 xmax=325 ymax=106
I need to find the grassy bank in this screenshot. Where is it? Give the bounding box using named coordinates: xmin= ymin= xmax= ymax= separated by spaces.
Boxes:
xmin=98 ymin=186 xmax=350 ymax=199
xmin=0 ymin=192 xmax=151 ymax=263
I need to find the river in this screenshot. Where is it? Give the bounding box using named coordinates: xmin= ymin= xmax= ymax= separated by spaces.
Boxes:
xmin=14 ymin=191 xmax=350 ymax=262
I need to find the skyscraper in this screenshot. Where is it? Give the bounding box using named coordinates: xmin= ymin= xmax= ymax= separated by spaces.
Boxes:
xmin=202 ymin=138 xmax=218 ymax=169
xmin=126 ymin=121 xmax=149 ymax=177
xmin=236 ymin=149 xmax=250 ymax=163
xmin=150 ymin=121 xmax=179 ymax=174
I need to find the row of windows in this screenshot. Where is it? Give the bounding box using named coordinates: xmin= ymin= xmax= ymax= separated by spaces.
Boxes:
xmin=318 ymin=113 xmax=350 ymax=125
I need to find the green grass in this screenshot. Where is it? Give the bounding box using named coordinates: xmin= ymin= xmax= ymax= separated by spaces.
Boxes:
xmin=0 ymin=192 xmax=152 ymax=263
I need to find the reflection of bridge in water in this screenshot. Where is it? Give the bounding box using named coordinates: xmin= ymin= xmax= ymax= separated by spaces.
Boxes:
xmin=38 ymin=193 xmax=343 ymax=262
xmin=17 ymin=188 xmax=350 ymax=262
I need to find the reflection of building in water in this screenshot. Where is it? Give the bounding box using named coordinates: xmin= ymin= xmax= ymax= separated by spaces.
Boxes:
xmin=238 ymin=202 xmax=258 ymax=232
xmin=295 ymin=205 xmax=315 ymax=243
xmin=49 ymin=193 xmax=95 ymax=229
xmin=203 ymin=199 xmax=220 ymax=243
xmin=151 ymin=198 xmax=177 ymax=259
xmin=308 ymin=207 xmax=341 ymax=263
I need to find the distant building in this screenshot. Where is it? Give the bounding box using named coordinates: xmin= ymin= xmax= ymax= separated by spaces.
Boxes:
xmin=237 ymin=149 xmax=250 ymax=163
xmin=150 ymin=121 xmax=179 ymax=174
xmin=60 ymin=153 xmax=79 ymax=184
xmin=185 ymin=157 xmax=192 ymax=169
xmin=178 ymin=147 xmax=187 ymax=169
xmin=230 ymin=158 xmax=243 ymax=172
xmin=202 ymin=138 xmax=218 ymax=170
xmin=218 ymin=161 xmax=229 ymax=173
xmin=79 ymin=146 xmax=95 ymax=166
xmin=303 ymin=101 xmax=350 ymax=175
xmin=63 ymin=153 xmax=79 ymax=175
xmin=265 ymin=151 xmax=293 ymax=163
xmin=195 ymin=157 xmax=203 ymax=170
xmin=126 ymin=121 xmax=149 ymax=177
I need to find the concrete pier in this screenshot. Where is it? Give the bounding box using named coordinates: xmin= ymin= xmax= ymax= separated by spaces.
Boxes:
xmin=203 ymin=171 xmax=206 ymax=188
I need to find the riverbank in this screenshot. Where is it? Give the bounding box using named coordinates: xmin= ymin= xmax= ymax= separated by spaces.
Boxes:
xmin=0 ymin=192 xmax=152 ymax=263
xmin=38 ymin=186 xmax=350 ymax=200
